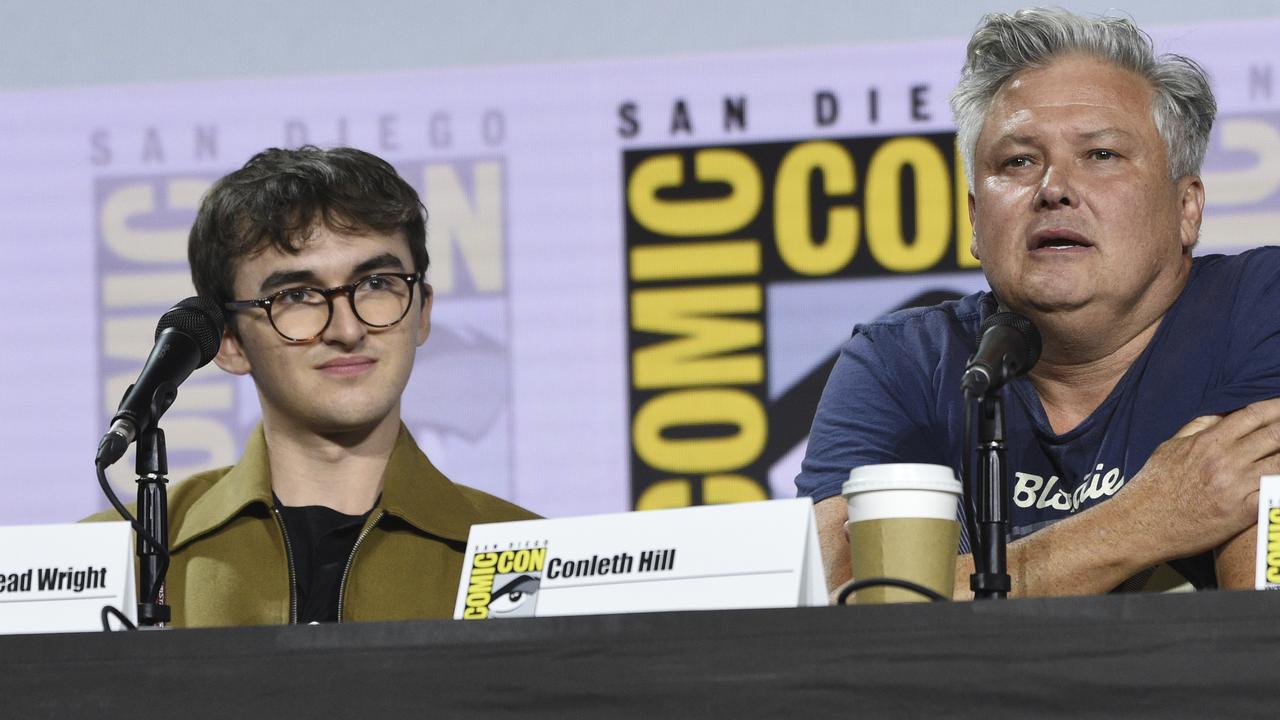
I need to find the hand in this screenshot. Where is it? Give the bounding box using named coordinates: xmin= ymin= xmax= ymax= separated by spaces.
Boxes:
xmin=1118 ymin=397 xmax=1279 ymax=561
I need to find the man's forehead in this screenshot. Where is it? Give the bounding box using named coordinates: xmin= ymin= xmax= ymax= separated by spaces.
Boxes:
xmin=992 ymin=55 xmax=1154 ymax=113
xmin=987 ymin=115 xmax=1142 ymax=146
xmin=980 ymin=56 xmax=1157 ymax=146
xmin=232 ymin=226 xmax=411 ymax=293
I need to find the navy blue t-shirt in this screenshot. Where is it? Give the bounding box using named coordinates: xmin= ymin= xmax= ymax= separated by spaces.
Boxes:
xmin=796 ymin=248 xmax=1280 ymax=589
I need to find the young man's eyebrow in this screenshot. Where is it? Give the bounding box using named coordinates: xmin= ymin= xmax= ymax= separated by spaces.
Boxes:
xmin=258 ymin=269 xmax=321 ymax=294
xmin=352 ymin=253 xmax=407 ymax=276
xmin=255 ymin=254 xmax=408 ymax=294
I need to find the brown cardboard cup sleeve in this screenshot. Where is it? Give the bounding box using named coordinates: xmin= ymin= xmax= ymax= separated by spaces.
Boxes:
xmin=842 ymin=464 xmax=962 ymax=604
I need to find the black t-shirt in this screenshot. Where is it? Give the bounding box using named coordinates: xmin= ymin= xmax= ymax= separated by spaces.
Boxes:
xmin=275 ymin=498 xmax=371 ymax=623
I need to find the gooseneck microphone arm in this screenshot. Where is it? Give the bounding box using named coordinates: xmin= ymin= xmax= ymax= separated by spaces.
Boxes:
xmin=963 ymin=311 xmax=1042 ymax=601
xmin=95 ymin=296 xmax=225 ymax=627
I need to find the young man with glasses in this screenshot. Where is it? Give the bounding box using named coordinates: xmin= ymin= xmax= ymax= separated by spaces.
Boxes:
xmin=121 ymin=146 xmax=536 ymax=626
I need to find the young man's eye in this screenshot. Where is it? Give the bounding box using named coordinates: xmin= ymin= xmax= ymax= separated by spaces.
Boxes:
xmin=279 ymin=289 xmax=315 ymax=304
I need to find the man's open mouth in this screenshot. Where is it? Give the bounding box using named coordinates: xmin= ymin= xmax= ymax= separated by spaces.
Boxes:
xmin=1030 ymin=229 xmax=1093 ymax=251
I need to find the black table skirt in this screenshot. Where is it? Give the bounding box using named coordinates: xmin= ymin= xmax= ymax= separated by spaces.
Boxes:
xmin=2 ymin=589 xmax=1277 ymax=718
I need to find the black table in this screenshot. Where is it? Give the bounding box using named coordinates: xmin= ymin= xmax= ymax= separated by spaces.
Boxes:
xmin=3 ymin=590 xmax=1276 ymax=718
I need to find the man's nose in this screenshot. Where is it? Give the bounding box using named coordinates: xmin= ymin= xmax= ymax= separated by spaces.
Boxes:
xmin=321 ymin=294 xmax=368 ymax=348
xmin=1034 ymin=164 xmax=1076 ymax=209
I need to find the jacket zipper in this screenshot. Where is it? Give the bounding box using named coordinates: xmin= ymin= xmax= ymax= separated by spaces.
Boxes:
xmin=272 ymin=508 xmax=299 ymax=624
xmin=336 ymin=510 xmax=384 ymax=623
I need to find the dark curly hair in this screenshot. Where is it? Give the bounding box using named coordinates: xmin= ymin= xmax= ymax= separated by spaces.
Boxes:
xmin=189 ymin=145 xmax=429 ymax=320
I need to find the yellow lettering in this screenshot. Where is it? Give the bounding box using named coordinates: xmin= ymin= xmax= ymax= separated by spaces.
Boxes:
xmin=865 ymin=137 xmax=950 ymax=272
xmin=703 ymin=474 xmax=769 ymax=504
xmin=526 ymin=547 xmax=546 ymax=572
xmin=628 ymin=150 xmax=762 ymax=236
xmin=632 ymin=388 xmax=766 ymax=473
xmin=631 ymin=285 xmax=762 ymax=389
xmin=774 ymin=141 xmax=859 ymax=276
xmin=462 ymin=552 xmax=498 ymax=619
xmin=635 ymin=480 xmax=693 ymax=510
xmin=497 ymin=549 xmax=537 ymax=574
xmin=630 ymin=239 xmax=760 ymax=281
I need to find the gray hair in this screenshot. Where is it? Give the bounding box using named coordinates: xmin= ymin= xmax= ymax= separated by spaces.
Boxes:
xmin=949 ymin=7 xmax=1216 ymax=185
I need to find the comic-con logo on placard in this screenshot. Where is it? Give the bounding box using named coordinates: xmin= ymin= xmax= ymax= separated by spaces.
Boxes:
xmin=1264 ymin=505 xmax=1280 ymax=587
xmin=461 ymin=544 xmax=547 ymax=619
xmin=93 ymin=157 xmax=513 ymax=499
xmin=622 ymin=134 xmax=984 ymax=511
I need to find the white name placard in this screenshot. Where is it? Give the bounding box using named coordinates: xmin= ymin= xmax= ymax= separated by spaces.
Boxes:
xmin=453 ymin=498 xmax=825 ymax=619
xmin=0 ymin=522 xmax=135 ymax=634
xmin=1255 ymin=476 xmax=1280 ymax=591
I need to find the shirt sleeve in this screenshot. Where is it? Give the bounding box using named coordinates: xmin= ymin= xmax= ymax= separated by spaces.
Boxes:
xmin=1202 ymin=247 xmax=1280 ymax=415
xmin=795 ymin=324 xmax=937 ymax=503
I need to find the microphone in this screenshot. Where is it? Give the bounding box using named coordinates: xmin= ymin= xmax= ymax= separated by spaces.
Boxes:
xmin=961 ymin=311 xmax=1042 ymax=397
xmin=96 ymin=297 xmax=225 ymax=467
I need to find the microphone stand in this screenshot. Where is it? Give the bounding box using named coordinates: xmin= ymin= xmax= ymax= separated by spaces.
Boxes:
xmin=133 ymin=382 xmax=177 ymax=628
xmin=968 ymin=391 xmax=1011 ymax=600
xmin=135 ymin=425 xmax=171 ymax=626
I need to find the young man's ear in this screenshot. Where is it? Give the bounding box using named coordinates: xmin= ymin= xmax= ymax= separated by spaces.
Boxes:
xmin=416 ymin=283 xmax=433 ymax=347
xmin=214 ymin=327 xmax=253 ymax=376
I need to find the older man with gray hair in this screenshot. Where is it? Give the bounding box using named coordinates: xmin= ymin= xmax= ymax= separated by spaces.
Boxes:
xmin=799 ymin=7 xmax=1280 ymax=597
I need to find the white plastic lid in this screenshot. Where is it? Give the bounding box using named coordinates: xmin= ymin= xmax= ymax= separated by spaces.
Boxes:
xmin=842 ymin=463 xmax=961 ymax=496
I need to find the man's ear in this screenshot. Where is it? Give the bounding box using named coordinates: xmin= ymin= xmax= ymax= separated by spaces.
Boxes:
xmin=1178 ymin=176 xmax=1205 ymax=251
xmin=416 ymin=283 xmax=433 ymax=347
xmin=214 ymin=327 xmax=252 ymax=376
xmin=968 ymin=192 xmax=981 ymax=260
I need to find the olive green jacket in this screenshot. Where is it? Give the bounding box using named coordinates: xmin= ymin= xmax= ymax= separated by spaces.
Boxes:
xmin=89 ymin=425 xmax=536 ymax=627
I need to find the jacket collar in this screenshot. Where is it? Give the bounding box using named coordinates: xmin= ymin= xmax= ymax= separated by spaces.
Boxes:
xmin=172 ymin=424 xmax=478 ymax=552
xmin=378 ymin=425 xmax=479 ymax=543
xmin=172 ymin=427 xmax=274 ymax=552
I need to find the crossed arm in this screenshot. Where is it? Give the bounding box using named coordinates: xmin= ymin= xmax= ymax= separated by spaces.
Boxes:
xmin=817 ymin=398 xmax=1280 ymax=598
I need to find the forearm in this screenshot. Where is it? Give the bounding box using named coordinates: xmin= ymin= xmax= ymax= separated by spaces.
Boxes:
xmin=954 ymin=494 xmax=1164 ymax=598
xmin=815 ymin=495 xmax=853 ymax=594
xmin=1215 ymin=526 xmax=1256 ymax=589
xmin=824 ymin=485 xmax=1183 ymax=600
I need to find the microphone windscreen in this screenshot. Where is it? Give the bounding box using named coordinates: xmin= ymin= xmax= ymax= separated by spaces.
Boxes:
xmin=979 ymin=311 xmax=1043 ymax=371
xmin=155 ymin=296 xmax=226 ymax=365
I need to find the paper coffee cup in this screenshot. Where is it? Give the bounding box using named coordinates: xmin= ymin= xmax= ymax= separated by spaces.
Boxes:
xmin=842 ymin=464 xmax=962 ymax=604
